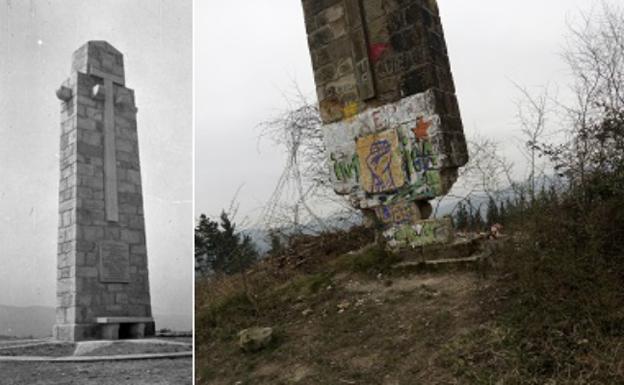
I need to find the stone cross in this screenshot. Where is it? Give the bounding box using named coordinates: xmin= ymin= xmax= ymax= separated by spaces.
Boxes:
xmin=90 ymin=65 xmax=124 ymax=222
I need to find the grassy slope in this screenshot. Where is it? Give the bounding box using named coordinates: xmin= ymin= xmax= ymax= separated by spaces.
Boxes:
xmin=196 ymin=240 xmax=492 ymax=384
xmin=196 ymin=227 xmax=624 ymax=385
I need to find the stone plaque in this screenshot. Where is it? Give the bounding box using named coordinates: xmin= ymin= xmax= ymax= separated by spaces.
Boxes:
xmin=99 ymin=241 xmax=130 ymax=283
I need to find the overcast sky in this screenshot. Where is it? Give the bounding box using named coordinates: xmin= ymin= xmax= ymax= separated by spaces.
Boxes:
xmin=196 ymin=0 xmax=607 ymax=225
xmin=0 ymin=0 xmax=192 ymax=322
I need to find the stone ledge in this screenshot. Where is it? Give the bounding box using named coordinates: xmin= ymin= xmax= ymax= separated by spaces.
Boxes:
xmin=95 ymin=316 xmax=153 ymax=324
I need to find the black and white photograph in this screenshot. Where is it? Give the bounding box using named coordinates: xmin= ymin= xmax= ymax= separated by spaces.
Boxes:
xmin=0 ymin=1 xmax=193 ymax=383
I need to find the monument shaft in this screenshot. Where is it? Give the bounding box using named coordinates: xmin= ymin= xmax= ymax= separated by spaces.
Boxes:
xmin=54 ymin=41 xmax=154 ymax=341
xmin=302 ymin=0 xmax=468 ymax=248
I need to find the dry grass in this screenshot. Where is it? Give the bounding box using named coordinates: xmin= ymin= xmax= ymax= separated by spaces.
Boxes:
xmin=196 ymin=195 xmax=624 ymax=384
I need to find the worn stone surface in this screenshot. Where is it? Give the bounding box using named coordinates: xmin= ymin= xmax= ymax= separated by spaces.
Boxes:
xmin=302 ymin=0 xmax=467 ymax=245
xmin=54 ymin=41 xmax=153 ymax=341
xmin=383 ymin=216 xmax=454 ymax=249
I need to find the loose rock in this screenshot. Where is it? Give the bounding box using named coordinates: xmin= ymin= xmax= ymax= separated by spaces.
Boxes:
xmin=238 ymin=327 xmax=273 ymax=352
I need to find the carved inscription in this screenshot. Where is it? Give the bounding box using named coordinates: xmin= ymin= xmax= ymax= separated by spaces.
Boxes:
xmin=99 ymin=241 xmax=130 ymax=283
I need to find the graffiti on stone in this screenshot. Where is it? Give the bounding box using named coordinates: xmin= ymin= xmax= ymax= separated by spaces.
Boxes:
xmin=384 ymin=217 xmax=454 ymax=249
xmin=356 ymin=129 xmax=405 ymax=194
xmin=303 ymin=0 xmax=467 ymax=246
xmin=374 ymin=201 xmax=421 ymax=225
xmin=324 ymin=91 xmax=464 ymax=207
xmin=331 ymin=152 xmax=360 ymax=185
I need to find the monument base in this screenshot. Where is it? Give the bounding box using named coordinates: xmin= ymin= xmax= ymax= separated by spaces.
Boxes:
xmin=54 ymin=320 xmax=155 ymax=341
xmin=53 ymin=323 xmax=99 ymax=342
xmin=383 ymin=217 xmax=455 ymax=250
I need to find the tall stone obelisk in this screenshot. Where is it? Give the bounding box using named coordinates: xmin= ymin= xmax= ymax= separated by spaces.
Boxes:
xmin=54 ymin=41 xmax=154 ymax=341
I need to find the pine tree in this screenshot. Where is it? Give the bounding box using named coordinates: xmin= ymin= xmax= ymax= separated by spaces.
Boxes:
xmin=505 ymin=197 xmax=514 ymax=221
xmin=548 ymin=185 xmax=558 ymax=204
xmin=466 ymin=199 xmax=475 ymax=231
xmin=471 ymin=205 xmax=484 ymax=232
xmin=499 ymin=201 xmax=507 ymax=224
xmin=195 ymin=214 xmax=219 ymax=275
xmin=537 ymin=184 xmax=549 ymax=208
xmin=517 ymin=190 xmax=527 ymax=217
xmin=195 ymin=212 xmax=259 ymax=276
xmin=486 ymin=196 xmax=499 ymax=226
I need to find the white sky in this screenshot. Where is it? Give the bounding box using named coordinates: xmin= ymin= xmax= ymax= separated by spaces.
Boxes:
xmin=195 ymin=0 xmax=606 ymax=224
xmin=0 ymin=0 xmax=192 ymax=320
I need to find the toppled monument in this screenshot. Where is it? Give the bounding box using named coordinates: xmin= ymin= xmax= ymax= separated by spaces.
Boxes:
xmin=301 ymin=0 xmax=468 ymax=248
xmin=54 ymin=41 xmax=154 ymax=341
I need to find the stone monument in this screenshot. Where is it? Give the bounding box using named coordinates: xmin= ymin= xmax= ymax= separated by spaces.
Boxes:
xmin=54 ymin=41 xmax=154 ymax=341
xmin=301 ymin=0 xmax=468 ymax=248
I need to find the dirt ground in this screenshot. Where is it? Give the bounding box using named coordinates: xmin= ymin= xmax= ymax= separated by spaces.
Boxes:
xmin=197 ymin=270 xmax=489 ymax=385
xmin=0 ymin=358 xmax=192 ymax=385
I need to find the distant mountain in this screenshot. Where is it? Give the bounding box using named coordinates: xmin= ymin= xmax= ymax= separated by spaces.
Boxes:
xmin=0 ymin=305 xmax=55 ymax=338
xmin=0 ymin=305 xmax=191 ymax=338
xmin=152 ymin=311 xmax=192 ymax=332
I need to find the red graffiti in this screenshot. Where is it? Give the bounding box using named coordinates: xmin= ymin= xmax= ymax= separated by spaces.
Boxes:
xmin=369 ymin=43 xmax=390 ymax=63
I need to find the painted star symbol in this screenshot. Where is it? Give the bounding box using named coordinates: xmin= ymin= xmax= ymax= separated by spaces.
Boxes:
xmin=413 ymin=117 xmax=431 ymax=139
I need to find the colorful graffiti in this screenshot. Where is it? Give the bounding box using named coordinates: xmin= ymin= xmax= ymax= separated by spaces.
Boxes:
xmin=384 ymin=217 xmax=454 ymax=249
xmin=400 ymin=118 xmax=439 ymax=176
xmin=413 ymin=117 xmax=431 ymax=139
xmin=323 ymin=91 xmax=466 ymax=210
xmin=369 ymin=43 xmax=390 ymax=63
xmin=331 ymin=153 xmax=360 ymax=183
xmin=374 ymin=201 xmax=421 ymax=225
xmin=342 ymin=101 xmax=359 ymax=119
xmin=356 ymin=129 xmax=405 ymax=194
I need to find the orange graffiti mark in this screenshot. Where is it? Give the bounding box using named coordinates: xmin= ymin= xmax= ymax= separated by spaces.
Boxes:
xmin=412 ymin=117 xmax=432 ymax=139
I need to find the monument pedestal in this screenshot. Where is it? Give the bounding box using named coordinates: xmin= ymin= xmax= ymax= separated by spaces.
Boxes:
xmin=54 ymin=324 xmax=99 ymax=342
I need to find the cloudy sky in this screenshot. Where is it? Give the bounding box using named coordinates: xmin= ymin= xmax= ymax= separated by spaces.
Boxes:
xmin=196 ymin=0 xmax=607 ymax=224
xmin=0 ymin=0 xmax=192 ymax=323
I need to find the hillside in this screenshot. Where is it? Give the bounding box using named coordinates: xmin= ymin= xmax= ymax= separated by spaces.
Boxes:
xmin=196 ymin=222 xmax=624 ymax=385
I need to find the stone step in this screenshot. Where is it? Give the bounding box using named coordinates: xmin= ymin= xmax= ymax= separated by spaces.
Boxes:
xmin=395 ymin=236 xmax=484 ymax=263
xmin=392 ymin=252 xmax=490 ymax=274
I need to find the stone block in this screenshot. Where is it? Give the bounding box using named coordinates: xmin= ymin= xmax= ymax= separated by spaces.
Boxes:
xmin=127 ymin=215 xmax=145 ymax=230
xmin=79 ymin=131 xmax=102 ymax=147
xmin=58 ymin=267 xmax=73 ymax=280
xmin=79 ymin=226 xmax=105 ymax=242
xmin=127 ymin=323 xmax=145 ymax=338
xmin=77 ymin=295 xmax=92 ymax=307
xmin=57 ymin=292 xmax=74 ymax=308
xmin=126 ymin=169 xmax=141 ymax=185
xmin=106 ymin=304 xmax=123 ymax=313
xmin=115 ymin=293 xmax=128 ymax=304
xmin=56 ymin=308 xmax=67 ymax=324
xmin=100 ymin=323 xmax=120 ymax=340
xmin=106 ymin=284 xmax=126 ymax=292
xmin=77 ymin=266 xmax=99 ymax=278
xmin=130 ymin=253 xmax=146 ymax=266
